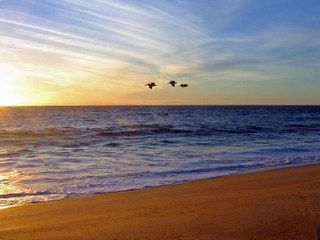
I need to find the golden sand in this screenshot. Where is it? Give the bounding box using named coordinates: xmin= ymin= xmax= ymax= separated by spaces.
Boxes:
xmin=1 ymin=163 xmax=320 ymax=239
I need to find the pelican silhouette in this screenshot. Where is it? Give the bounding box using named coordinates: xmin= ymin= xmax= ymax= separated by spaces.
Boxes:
xmin=167 ymin=81 xmax=177 ymax=87
xmin=145 ymin=82 xmax=157 ymax=89
xmin=179 ymin=84 xmax=189 ymax=88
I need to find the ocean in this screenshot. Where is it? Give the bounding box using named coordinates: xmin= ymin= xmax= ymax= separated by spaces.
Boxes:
xmin=0 ymin=106 xmax=319 ymax=208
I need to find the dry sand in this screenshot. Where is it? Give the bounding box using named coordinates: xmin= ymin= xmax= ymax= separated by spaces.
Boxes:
xmin=1 ymin=163 xmax=320 ymax=240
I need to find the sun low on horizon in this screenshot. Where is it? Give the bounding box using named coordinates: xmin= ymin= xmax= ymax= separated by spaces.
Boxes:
xmin=0 ymin=0 xmax=320 ymax=106
xmin=0 ymin=72 xmax=26 ymax=106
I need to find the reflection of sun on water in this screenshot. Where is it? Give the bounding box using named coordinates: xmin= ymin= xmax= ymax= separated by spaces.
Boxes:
xmin=0 ymin=170 xmax=25 ymax=209
xmin=0 ymin=72 xmax=24 ymax=106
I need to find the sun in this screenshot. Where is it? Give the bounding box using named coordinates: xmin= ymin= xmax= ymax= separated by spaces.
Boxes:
xmin=0 ymin=73 xmax=24 ymax=106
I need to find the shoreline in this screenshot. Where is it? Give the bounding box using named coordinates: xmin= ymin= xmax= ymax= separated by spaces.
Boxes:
xmin=235 ymin=160 xmax=320 ymax=175
xmin=1 ymin=160 xmax=319 ymax=210
xmin=1 ymin=162 xmax=320 ymax=239
xmin=2 ymin=160 xmax=319 ymax=210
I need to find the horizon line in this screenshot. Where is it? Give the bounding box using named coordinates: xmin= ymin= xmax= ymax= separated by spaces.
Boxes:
xmin=1 ymin=104 xmax=319 ymax=108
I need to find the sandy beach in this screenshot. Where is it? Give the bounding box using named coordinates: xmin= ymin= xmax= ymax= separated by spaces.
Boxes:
xmin=1 ymin=163 xmax=320 ymax=240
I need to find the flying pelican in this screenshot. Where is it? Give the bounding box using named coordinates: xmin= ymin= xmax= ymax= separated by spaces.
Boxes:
xmin=167 ymin=81 xmax=177 ymax=87
xmin=179 ymin=84 xmax=189 ymax=88
xmin=145 ymin=82 xmax=157 ymax=89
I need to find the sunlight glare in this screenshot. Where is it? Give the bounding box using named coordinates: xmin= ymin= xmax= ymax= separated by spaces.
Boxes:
xmin=0 ymin=73 xmax=24 ymax=106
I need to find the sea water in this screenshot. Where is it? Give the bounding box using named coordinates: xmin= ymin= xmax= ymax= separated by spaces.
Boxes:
xmin=0 ymin=106 xmax=319 ymax=208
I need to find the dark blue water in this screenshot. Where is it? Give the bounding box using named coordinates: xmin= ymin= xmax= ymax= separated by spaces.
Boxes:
xmin=0 ymin=106 xmax=319 ymax=207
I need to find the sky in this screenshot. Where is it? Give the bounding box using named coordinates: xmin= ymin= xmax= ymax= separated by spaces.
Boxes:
xmin=0 ymin=0 xmax=320 ymax=106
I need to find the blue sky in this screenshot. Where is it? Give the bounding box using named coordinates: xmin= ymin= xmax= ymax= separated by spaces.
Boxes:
xmin=0 ymin=0 xmax=319 ymax=105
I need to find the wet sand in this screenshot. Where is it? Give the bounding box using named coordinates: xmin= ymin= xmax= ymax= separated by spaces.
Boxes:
xmin=1 ymin=163 xmax=320 ymax=239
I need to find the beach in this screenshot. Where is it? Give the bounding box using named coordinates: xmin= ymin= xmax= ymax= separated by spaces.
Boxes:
xmin=1 ymin=163 xmax=320 ymax=240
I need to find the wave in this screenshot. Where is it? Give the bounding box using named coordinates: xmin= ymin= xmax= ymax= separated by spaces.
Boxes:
xmin=91 ymin=124 xmax=320 ymax=138
xmin=0 ymin=191 xmax=49 ymax=199
xmin=0 ymin=128 xmax=63 ymax=137
xmin=0 ymin=149 xmax=32 ymax=158
xmin=2 ymin=121 xmax=318 ymax=141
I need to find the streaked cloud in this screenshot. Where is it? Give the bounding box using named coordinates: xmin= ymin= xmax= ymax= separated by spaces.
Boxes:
xmin=0 ymin=0 xmax=319 ymax=105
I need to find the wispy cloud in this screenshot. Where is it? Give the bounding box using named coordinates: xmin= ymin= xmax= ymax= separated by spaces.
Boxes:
xmin=0 ymin=0 xmax=319 ymax=105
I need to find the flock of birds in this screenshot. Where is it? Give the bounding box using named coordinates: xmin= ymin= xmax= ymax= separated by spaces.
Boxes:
xmin=145 ymin=81 xmax=189 ymax=89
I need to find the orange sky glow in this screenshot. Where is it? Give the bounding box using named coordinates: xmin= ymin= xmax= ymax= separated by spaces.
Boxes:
xmin=1 ymin=1 xmax=320 ymax=106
